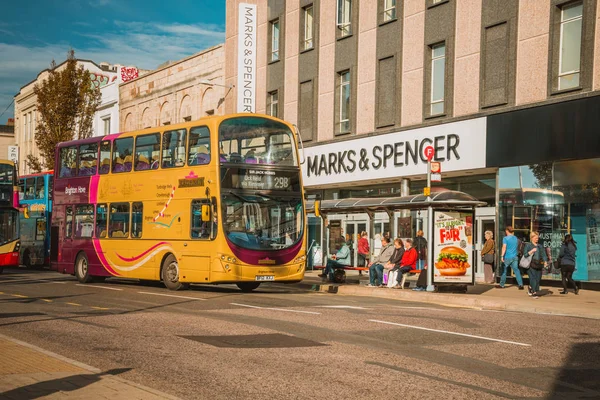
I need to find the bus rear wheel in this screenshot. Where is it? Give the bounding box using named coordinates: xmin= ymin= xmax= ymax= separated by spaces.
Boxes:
xmin=237 ymin=282 xmax=261 ymax=292
xmin=161 ymin=254 xmax=188 ymax=291
xmin=75 ymin=253 xmax=93 ymax=283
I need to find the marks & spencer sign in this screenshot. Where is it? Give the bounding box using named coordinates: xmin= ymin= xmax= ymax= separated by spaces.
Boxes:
xmin=302 ymin=117 xmax=487 ymax=187
xmin=237 ymin=3 xmax=257 ymax=113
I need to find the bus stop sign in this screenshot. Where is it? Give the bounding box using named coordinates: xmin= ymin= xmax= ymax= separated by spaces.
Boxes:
xmin=424 ymin=146 xmax=435 ymax=161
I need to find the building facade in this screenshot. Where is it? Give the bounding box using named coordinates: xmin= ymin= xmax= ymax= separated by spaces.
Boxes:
xmin=225 ymin=0 xmax=600 ymax=284
xmin=0 ymin=119 xmax=16 ymax=164
xmin=13 ymin=60 xmax=141 ymax=175
xmin=119 ymin=45 xmax=226 ymax=132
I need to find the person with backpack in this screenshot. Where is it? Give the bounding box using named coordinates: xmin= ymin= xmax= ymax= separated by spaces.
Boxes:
xmin=497 ymin=226 xmax=524 ymax=290
xmin=522 ymin=231 xmax=548 ymax=299
xmin=558 ymin=234 xmax=579 ymax=295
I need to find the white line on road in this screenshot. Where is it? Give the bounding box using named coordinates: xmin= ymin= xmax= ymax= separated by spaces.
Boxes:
xmin=369 ymin=319 xmax=531 ymax=347
xmin=231 ymin=303 xmax=321 ymax=315
xmin=317 ymin=305 xmax=370 ymax=310
xmin=387 ymin=306 xmax=449 ymax=312
xmin=76 ymin=284 xmax=123 ymax=291
xmin=138 ymin=292 xmax=206 ymax=300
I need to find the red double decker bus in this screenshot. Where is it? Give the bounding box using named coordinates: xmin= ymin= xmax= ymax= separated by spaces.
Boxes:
xmin=0 ymin=160 xmax=20 ymax=270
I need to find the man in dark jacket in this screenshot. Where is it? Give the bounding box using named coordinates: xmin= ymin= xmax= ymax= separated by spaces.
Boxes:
xmin=413 ymin=230 xmax=427 ymax=271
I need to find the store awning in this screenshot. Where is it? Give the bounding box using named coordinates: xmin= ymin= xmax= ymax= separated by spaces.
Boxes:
xmin=305 ymin=190 xmax=487 ymax=214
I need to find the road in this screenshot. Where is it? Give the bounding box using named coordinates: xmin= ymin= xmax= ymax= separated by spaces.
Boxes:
xmin=0 ymin=267 xmax=599 ymax=400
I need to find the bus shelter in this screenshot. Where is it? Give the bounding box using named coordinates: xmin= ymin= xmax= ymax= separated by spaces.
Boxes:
xmin=305 ymin=190 xmax=486 ymax=290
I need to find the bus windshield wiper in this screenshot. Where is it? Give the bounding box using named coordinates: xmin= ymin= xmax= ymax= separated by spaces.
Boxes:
xmin=225 ymin=191 xmax=252 ymax=202
xmin=254 ymin=191 xmax=276 ymax=201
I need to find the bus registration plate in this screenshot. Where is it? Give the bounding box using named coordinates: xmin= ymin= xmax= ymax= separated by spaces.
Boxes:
xmin=255 ymin=275 xmax=275 ymax=281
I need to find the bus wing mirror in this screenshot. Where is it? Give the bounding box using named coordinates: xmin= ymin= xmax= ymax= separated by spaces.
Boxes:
xmin=314 ymin=200 xmax=321 ymax=218
xmin=23 ymin=206 xmax=30 ymax=219
xmin=201 ymin=204 xmax=211 ymax=222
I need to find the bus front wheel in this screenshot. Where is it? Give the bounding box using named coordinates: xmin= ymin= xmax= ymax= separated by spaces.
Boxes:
xmin=161 ymin=254 xmax=189 ymax=291
xmin=237 ymin=282 xmax=261 ymax=292
xmin=75 ymin=253 xmax=93 ymax=283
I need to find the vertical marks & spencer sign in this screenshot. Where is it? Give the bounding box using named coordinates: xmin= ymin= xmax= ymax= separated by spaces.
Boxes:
xmin=237 ymin=3 xmax=257 ymax=113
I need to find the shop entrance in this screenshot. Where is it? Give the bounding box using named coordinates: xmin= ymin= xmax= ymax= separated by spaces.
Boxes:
xmin=475 ymin=207 xmax=495 ymax=280
xmin=344 ymin=221 xmax=367 ymax=267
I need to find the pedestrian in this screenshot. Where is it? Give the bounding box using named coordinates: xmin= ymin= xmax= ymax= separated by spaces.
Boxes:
xmin=394 ymin=238 xmax=418 ymax=289
xmin=558 ymin=234 xmax=579 ymax=295
xmin=319 ymin=237 xmax=351 ymax=282
xmin=365 ymin=236 xmax=394 ymax=287
xmin=481 ymin=230 xmax=495 ymax=284
xmin=357 ymin=231 xmax=370 ymax=276
xmin=383 ymin=238 xmax=404 ymax=288
xmin=413 ymin=230 xmax=427 ymax=271
xmin=522 ymin=231 xmax=548 ymax=299
xmin=498 ymin=226 xmax=525 ymax=290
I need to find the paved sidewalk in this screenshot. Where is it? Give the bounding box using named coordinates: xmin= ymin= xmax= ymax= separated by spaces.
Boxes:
xmin=0 ymin=333 xmax=180 ymax=400
xmin=301 ymin=270 xmax=600 ymax=319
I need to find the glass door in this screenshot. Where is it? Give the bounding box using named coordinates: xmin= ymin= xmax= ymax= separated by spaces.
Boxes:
xmin=344 ymin=221 xmax=367 ymax=267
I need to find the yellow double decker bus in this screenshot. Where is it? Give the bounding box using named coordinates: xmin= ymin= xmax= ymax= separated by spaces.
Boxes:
xmin=52 ymin=114 xmax=306 ymax=291
xmin=0 ymin=160 xmax=20 ymax=271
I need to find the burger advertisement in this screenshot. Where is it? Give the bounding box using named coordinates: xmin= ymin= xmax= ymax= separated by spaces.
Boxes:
xmin=433 ymin=211 xmax=474 ymax=284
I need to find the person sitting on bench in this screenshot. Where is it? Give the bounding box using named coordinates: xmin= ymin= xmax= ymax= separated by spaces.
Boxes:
xmin=383 ymin=238 xmax=405 ymax=288
xmin=393 ymin=238 xmax=418 ymax=289
xmin=319 ymin=237 xmax=351 ymax=281
xmin=366 ymin=236 xmax=394 ymax=287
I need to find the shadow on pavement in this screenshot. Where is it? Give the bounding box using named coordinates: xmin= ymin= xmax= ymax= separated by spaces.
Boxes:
xmin=0 ymin=368 xmax=131 ymax=400
xmin=548 ymin=341 xmax=600 ymax=399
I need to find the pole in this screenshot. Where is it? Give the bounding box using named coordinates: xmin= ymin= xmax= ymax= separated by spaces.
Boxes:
xmin=426 ymin=159 xmax=435 ymax=292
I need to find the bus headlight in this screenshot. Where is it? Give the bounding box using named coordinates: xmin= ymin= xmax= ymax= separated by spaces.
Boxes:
xmin=294 ymin=255 xmax=306 ymax=264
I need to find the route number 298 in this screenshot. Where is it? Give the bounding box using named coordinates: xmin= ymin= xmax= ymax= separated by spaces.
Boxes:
xmin=273 ymin=177 xmax=290 ymax=189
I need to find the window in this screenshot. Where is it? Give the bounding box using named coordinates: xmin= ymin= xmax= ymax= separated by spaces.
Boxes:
xmin=188 ymin=126 xmax=211 ymax=165
xmin=430 ymin=43 xmax=446 ymax=116
xmin=270 ymin=19 xmax=280 ymax=61
xmin=267 ymin=91 xmax=279 ymax=118
xmin=24 ymin=178 xmax=35 ymax=200
xmin=96 ymin=204 xmax=107 ymax=238
xmin=191 ymin=199 xmax=214 ymax=239
xmin=35 ymin=177 xmax=44 ymax=199
xmin=35 ymin=218 xmax=46 ymax=241
xmin=338 ymin=70 xmax=351 ymax=133
xmin=59 ymin=146 xmax=78 ymax=178
xmin=303 ymin=5 xmax=314 ymax=50
xmin=559 ymin=2 xmax=583 ymax=90
xmin=383 ymin=0 xmax=396 ymax=22
xmin=377 ymin=57 xmax=396 ymax=127
xmin=112 ymin=137 xmax=133 ymax=173
xmin=131 ymin=202 xmax=143 ymax=238
xmin=299 ymin=80 xmax=315 ymax=141
xmin=162 ymin=129 xmax=187 ymax=168
xmin=48 ymin=175 xmax=53 ymax=200
xmin=135 ymin=133 xmax=160 ymax=171
xmin=102 ymin=117 xmax=111 ymax=135
xmin=109 ymin=203 xmax=129 ymax=238
xmin=65 ymin=206 xmax=73 ymax=238
xmin=75 ymin=204 xmax=94 ymax=238
xmin=78 ymin=143 xmax=98 ymax=176
xmin=99 ymin=141 xmax=111 ymax=174
xmin=337 ymin=0 xmax=352 ymax=36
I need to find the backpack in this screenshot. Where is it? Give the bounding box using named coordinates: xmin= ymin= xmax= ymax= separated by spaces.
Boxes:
xmin=517 ymin=239 xmax=525 ymax=257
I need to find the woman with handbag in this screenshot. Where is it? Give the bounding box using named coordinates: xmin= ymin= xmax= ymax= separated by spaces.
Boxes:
xmin=481 ymin=231 xmax=495 ymax=284
xmin=558 ymin=234 xmax=579 ymax=295
xmin=522 ymin=231 xmax=548 ymax=299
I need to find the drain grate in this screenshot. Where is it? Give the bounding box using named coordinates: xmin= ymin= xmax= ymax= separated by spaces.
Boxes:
xmin=180 ymin=333 xmax=326 ymax=349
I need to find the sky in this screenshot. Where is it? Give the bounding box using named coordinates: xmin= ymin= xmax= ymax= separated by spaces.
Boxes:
xmin=0 ymin=0 xmax=226 ymax=124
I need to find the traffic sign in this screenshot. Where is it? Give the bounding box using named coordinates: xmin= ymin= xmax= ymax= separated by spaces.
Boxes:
xmin=424 ymin=146 xmax=435 ymax=161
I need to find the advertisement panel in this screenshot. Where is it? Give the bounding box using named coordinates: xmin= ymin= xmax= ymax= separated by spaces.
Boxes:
xmin=432 ymin=210 xmax=474 ymax=285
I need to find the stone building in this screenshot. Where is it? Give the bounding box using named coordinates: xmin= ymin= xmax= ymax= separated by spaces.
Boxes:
xmin=0 ymin=119 xmax=15 ymax=163
xmin=119 ymin=44 xmax=226 ymax=132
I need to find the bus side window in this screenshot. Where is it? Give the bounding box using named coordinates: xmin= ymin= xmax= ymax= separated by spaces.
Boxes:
xmin=162 ymin=129 xmax=187 ymax=168
xmin=131 ymin=202 xmax=143 ymax=238
xmin=113 ymin=138 xmax=133 ymax=173
xmin=109 ymin=203 xmax=129 ymax=238
xmin=188 ymin=126 xmax=211 ymax=165
xmin=48 ymin=175 xmax=53 ymax=200
xmin=79 ymin=143 xmax=98 ymax=176
xmin=18 ymin=178 xmax=25 ymax=200
xmin=99 ymin=141 xmax=111 ymax=174
xmin=59 ymin=146 xmax=78 ymax=178
xmin=25 ymin=178 xmax=35 ymax=200
xmin=65 ymin=206 xmax=73 ymax=238
xmin=75 ymin=204 xmax=94 ymax=238
xmin=35 ymin=176 xmax=44 ymax=199
xmin=96 ymin=204 xmax=107 ymax=238
xmin=191 ymin=199 xmax=213 ymax=239
xmin=135 ymin=133 xmax=161 ymax=171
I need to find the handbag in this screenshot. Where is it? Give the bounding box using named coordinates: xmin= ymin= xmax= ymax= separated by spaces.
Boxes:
xmin=519 ymin=255 xmax=532 ymax=269
xmin=483 ymin=253 xmax=495 ymax=264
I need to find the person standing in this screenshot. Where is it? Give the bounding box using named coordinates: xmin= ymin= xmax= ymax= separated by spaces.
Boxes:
xmin=366 ymin=237 xmax=394 ymax=287
xmin=357 ymin=231 xmax=370 ymax=276
xmin=413 ymin=230 xmax=427 ymax=271
xmin=558 ymin=234 xmax=579 ymax=295
xmin=522 ymin=231 xmax=548 ymax=299
xmin=498 ymin=226 xmax=524 ymax=290
xmin=481 ymin=231 xmax=496 ymax=284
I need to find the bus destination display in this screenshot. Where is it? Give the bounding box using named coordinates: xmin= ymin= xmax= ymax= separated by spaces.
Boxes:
xmin=223 ymin=168 xmax=299 ymax=191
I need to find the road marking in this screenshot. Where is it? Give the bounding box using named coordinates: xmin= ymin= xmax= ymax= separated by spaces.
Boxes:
xmin=91 ymin=306 xmax=110 ymax=310
xmin=369 ymin=319 xmax=531 ymax=347
xmin=76 ymin=284 xmax=123 ymax=291
xmin=317 ymin=305 xmax=370 ymax=310
xmin=41 ymin=299 xmax=53 ymax=303
xmin=137 ymin=291 xmax=206 ymax=301
xmin=388 ymin=306 xmax=449 ymax=312
xmin=231 ymin=303 xmax=321 ymax=315
xmin=66 ymin=302 xmax=81 ymax=306
xmin=49 ymin=281 xmax=67 ymax=284
xmin=11 ymin=294 xmax=27 ymax=298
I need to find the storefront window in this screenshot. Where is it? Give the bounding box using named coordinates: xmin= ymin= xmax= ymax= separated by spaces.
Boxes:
xmin=499 ymin=158 xmax=600 ymax=282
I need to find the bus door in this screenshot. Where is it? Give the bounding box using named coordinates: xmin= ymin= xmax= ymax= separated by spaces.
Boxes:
xmin=61 ymin=205 xmax=75 ymax=272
